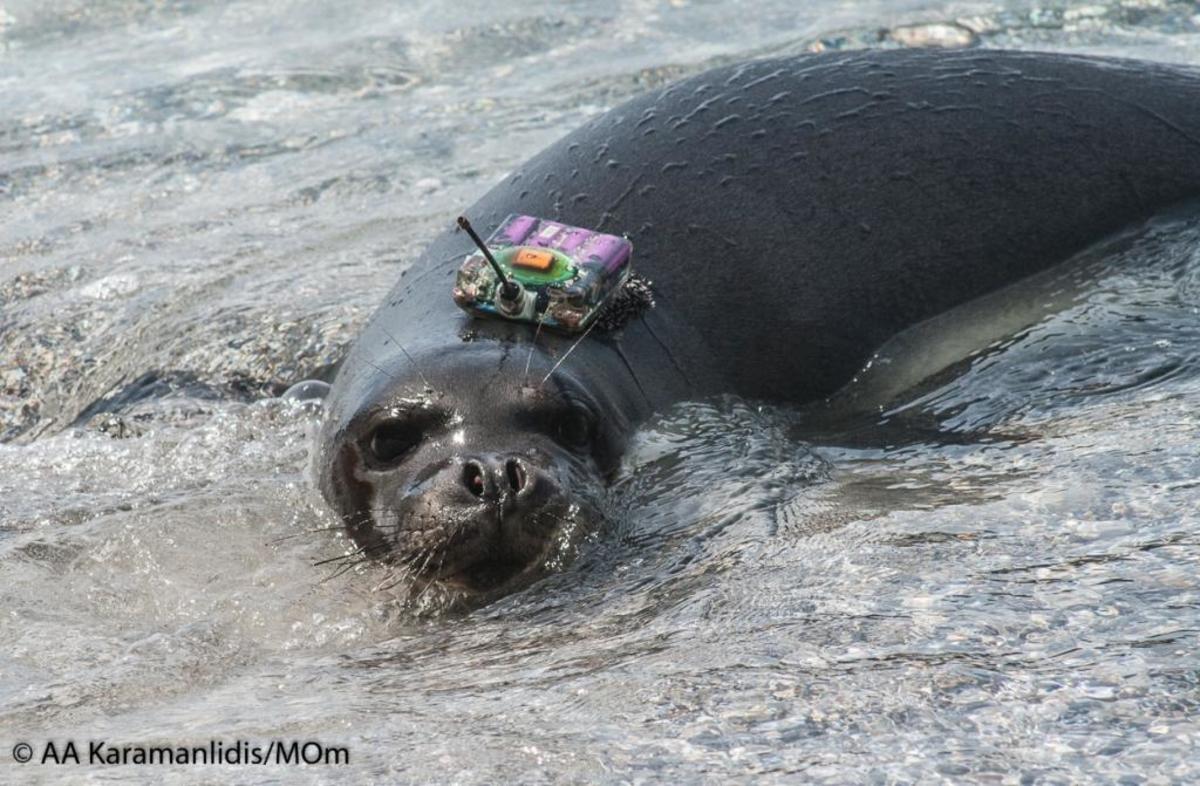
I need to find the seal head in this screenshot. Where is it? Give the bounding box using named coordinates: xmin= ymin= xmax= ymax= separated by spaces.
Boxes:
xmin=319 ymin=338 xmax=639 ymax=600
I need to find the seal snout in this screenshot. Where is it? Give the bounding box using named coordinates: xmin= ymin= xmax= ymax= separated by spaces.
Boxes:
xmin=460 ymin=455 xmax=531 ymax=503
xmin=443 ymin=452 xmax=548 ymax=529
xmin=370 ymin=449 xmax=567 ymax=593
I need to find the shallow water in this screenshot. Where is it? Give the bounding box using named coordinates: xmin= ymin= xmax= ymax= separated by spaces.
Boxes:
xmin=4 ymin=0 xmax=1200 ymax=782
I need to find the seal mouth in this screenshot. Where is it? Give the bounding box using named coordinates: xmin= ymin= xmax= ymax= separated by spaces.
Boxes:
xmin=422 ymin=512 xmax=564 ymax=594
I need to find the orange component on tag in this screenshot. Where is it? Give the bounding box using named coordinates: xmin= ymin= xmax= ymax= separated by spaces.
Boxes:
xmin=513 ymin=247 xmax=555 ymax=271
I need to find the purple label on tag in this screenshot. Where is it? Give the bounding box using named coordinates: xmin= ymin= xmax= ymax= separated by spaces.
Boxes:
xmin=490 ymin=216 xmax=630 ymax=269
xmin=498 ymin=215 xmax=538 ymax=246
xmin=529 ymin=221 xmax=566 ymax=247
xmin=557 ymin=228 xmax=590 ymax=254
xmin=580 ymin=234 xmax=631 ymax=272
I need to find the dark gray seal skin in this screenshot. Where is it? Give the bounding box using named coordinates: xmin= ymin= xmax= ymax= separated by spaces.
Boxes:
xmin=318 ymin=48 xmax=1200 ymax=603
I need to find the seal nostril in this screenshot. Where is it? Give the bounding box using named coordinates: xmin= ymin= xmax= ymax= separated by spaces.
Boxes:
xmin=462 ymin=461 xmax=485 ymax=497
xmin=505 ymin=458 xmax=526 ymax=493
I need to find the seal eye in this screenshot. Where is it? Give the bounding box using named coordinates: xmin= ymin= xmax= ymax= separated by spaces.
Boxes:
xmin=555 ymin=409 xmax=593 ymax=450
xmin=367 ymin=421 xmax=423 ymax=465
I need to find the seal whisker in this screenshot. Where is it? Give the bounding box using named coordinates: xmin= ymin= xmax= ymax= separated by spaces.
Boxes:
xmin=539 ymin=318 xmax=598 ymax=389
xmin=614 ymin=344 xmax=651 ymax=407
xmin=373 ymin=569 xmax=412 ymax=594
xmin=376 ymin=547 xmax=437 ymax=594
xmin=415 ymin=547 xmax=438 ymax=577
xmin=357 ymin=355 xmax=415 ymax=393
xmin=319 ymin=533 xmax=403 ymax=582
xmin=638 ymin=314 xmax=691 ymax=388
xmin=410 ymin=551 xmax=446 ymax=605
xmin=317 ymin=547 xmax=385 ymax=575
xmin=313 ymin=543 xmax=377 ymax=568
xmin=523 ymin=312 xmax=547 ymax=387
xmin=377 ymin=324 xmax=433 ymax=392
xmin=266 ymin=525 xmax=349 ymax=545
xmin=319 ymin=558 xmax=370 ymax=583
xmin=394 ymin=544 xmax=434 ymax=570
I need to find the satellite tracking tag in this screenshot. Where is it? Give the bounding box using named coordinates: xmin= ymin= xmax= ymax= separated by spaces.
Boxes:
xmin=453 ymin=214 xmax=633 ymax=333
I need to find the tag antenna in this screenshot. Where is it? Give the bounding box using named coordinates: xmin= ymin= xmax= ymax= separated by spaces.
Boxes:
xmin=457 ymin=216 xmax=519 ymax=300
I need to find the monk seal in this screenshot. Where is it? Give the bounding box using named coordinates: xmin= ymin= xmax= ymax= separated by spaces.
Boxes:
xmin=316 ymin=48 xmax=1200 ymax=603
